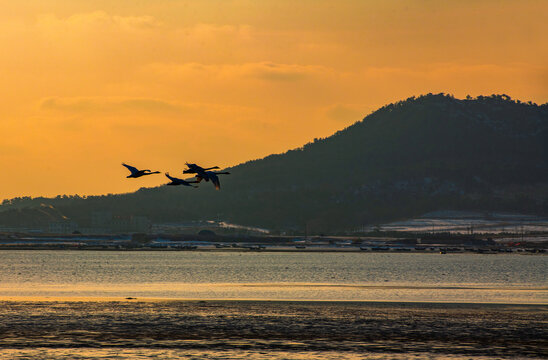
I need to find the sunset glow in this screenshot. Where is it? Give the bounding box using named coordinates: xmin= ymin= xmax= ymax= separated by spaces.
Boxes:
xmin=1 ymin=0 xmax=547 ymax=199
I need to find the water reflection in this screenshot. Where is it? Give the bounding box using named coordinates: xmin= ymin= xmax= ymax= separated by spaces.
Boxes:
xmin=0 ymin=251 xmax=546 ymax=303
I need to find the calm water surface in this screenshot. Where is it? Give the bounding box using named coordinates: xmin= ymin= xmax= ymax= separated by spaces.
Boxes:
xmin=0 ymin=251 xmax=546 ymax=303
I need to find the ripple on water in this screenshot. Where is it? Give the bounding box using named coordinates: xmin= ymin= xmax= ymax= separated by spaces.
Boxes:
xmin=0 ymin=251 xmax=546 ymax=303
xmin=0 ymin=301 xmax=546 ymax=359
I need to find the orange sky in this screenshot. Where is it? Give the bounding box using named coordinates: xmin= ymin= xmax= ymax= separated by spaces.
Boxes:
xmin=1 ymin=0 xmax=547 ymax=200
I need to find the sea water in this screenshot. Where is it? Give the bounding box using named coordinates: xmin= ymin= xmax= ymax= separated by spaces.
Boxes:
xmin=0 ymin=251 xmax=546 ymax=359
xmin=0 ymin=251 xmax=545 ymax=303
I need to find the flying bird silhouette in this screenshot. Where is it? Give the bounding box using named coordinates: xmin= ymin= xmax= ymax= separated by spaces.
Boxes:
xmin=122 ymin=163 xmax=161 ymax=178
xmin=197 ymin=171 xmax=231 ymax=190
xmin=183 ymin=163 xmax=230 ymax=190
xmin=165 ymin=173 xmax=199 ymax=187
xmin=183 ymin=163 xmax=220 ymax=174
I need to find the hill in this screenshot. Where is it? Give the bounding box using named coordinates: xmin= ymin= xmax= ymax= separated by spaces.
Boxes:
xmin=2 ymin=94 xmax=548 ymax=233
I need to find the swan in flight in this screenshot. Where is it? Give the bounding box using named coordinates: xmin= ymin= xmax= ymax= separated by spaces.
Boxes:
xmin=165 ymin=173 xmax=199 ymax=187
xmin=197 ymin=171 xmax=231 ymax=190
xmin=122 ymin=163 xmax=160 ymax=178
xmin=183 ymin=163 xmax=220 ymax=174
xmin=183 ymin=163 xmax=230 ymax=190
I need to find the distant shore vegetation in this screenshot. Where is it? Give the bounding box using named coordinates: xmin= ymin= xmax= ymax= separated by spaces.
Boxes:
xmin=1 ymin=94 xmax=547 ymax=233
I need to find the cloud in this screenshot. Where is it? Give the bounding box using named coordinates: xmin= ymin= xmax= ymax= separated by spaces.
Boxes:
xmin=360 ymin=63 xmax=542 ymax=81
xmin=346 ymin=63 xmax=548 ymax=104
xmin=143 ymin=61 xmax=331 ymax=82
xmin=243 ymin=62 xmax=326 ymax=82
xmin=36 ymin=11 xmax=162 ymax=34
xmin=40 ymin=97 xmax=181 ymax=116
xmin=182 ymin=23 xmax=253 ymax=41
xmin=39 ymin=96 xmax=259 ymax=124
xmin=0 ymin=143 xmax=24 ymax=156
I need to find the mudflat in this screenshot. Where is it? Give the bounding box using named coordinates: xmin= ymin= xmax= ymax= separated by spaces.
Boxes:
xmin=0 ymin=300 xmax=546 ymax=359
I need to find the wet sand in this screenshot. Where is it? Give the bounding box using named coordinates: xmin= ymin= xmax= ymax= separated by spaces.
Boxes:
xmin=0 ymin=300 xmax=546 ymax=359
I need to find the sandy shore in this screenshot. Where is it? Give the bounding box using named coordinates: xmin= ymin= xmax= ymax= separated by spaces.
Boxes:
xmin=0 ymin=300 xmax=546 ymax=359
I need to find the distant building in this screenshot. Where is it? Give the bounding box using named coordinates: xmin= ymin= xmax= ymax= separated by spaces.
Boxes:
xmin=90 ymin=211 xmax=151 ymax=233
xmin=92 ymin=211 xmax=112 ymax=228
xmin=48 ymin=220 xmax=78 ymax=234
xmin=110 ymin=215 xmax=151 ymax=233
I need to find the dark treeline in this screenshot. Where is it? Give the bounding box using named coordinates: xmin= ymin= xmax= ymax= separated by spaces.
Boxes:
xmin=2 ymin=94 xmax=548 ymax=233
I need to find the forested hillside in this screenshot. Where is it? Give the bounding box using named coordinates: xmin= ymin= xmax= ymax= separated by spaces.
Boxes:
xmin=2 ymin=94 xmax=548 ymax=232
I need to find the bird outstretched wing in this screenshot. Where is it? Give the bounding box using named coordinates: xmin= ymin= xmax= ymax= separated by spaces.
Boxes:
xmin=165 ymin=172 xmax=178 ymax=182
xmin=209 ymin=172 xmax=221 ymax=190
xmin=122 ymin=163 xmax=139 ymax=174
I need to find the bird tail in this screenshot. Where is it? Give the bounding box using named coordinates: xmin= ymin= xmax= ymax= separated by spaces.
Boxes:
xmin=213 ymin=180 xmax=221 ymax=190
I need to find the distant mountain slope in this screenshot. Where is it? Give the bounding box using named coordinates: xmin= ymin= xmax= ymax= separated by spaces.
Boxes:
xmin=2 ymin=94 xmax=548 ymax=232
xmin=0 ymin=203 xmax=69 ymax=230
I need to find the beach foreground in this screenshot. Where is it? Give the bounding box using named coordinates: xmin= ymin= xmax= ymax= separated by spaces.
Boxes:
xmin=0 ymin=300 xmax=546 ymax=359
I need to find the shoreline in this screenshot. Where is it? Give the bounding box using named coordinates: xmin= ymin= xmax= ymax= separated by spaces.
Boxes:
xmin=0 ymin=246 xmax=546 ymax=254
xmin=1 ymin=297 xmax=547 ymax=307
